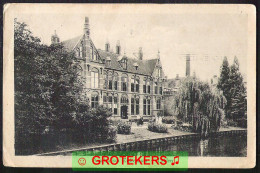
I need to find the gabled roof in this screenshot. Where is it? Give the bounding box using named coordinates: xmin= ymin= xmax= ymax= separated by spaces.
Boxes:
xmin=62 ymin=35 xmax=82 ymax=51
xmin=62 ymin=35 xmax=158 ymax=76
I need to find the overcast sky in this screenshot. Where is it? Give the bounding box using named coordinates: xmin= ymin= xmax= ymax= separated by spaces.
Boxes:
xmin=17 ymin=12 xmax=248 ymax=81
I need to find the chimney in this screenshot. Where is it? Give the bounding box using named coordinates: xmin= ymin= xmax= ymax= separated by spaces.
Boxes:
xmin=51 ymin=30 xmax=60 ymax=44
xmin=186 ymin=54 xmax=190 ymax=77
xmin=105 ymin=41 xmax=110 ymax=52
xmin=84 ymin=17 xmax=90 ymax=38
xmin=116 ymin=40 xmax=121 ymax=55
xmin=138 ymin=47 xmax=143 ymax=60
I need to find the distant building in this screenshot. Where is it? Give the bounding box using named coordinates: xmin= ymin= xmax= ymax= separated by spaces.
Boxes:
xmin=52 ymin=17 xmax=167 ymax=120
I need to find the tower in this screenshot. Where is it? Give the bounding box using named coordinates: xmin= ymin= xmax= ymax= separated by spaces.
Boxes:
xmin=51 ymin=30 xmax=60 ymax=44
xmin=186 ymin=54 xmax=190 ymax=77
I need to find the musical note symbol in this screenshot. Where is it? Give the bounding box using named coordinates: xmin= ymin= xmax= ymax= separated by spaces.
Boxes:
xmin=171 ymin=156 xmax=179 ymax=166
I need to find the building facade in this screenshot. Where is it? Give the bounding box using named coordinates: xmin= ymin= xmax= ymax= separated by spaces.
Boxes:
xmin=51 ymin=17 xmax=167 ymax=120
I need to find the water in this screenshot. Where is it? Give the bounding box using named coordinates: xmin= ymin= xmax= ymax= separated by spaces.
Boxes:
xmin=152 ymin=134 xmax=247 ymax=157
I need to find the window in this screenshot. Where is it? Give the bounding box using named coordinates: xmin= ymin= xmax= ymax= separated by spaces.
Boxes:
xmin=103 ymin=94 xmax=107 ymax=105
xmin=143 ymin=99 xmax=147 ymax=115
xmin=104 ymin=72 xmax=108 ymax=89
xmin=147 ymin=81 xmax=150 ymax=94
xmin=154 ymin=82 xmax=158 ymax=94
xmin=121 ymin=75 xmax=127 ymax=91
xmin=131 ymin=77 xmax=135 ymax=92
xmin=114 ymin=73 xmax=118 ymax=90
xmin=95 ymin=53 xmax=98 ymax=61
xmin=160 ymin=86 xmax=163 ymax=95
xmin=136 ymin=78 xmax=140 ymax=93
xmin=79 ymin=46 xmax=83 ymax=57
xmin=156 ymin=99 xmax=161 ymax=110
xmin=83 ymin=63 xmax=87 ymax=77
xmin=147 ymin=99 xmax=151 ymax=115
xmin=136 ymin=97 xmax=139 ymax=115
xmin=90 ymin=46 xmax=93 ymax=60
xmin=131 ymin=97 xmax=135 ymax=115
xmin=121 ymin=95 xmax=128 ymax=104
xmin=108 ymin=95 xmax=113 ymax=111
xmin=91 ymin=69 xmax=99 ymax=88
xmin=121 ymin=59 xmax=127 ymax=69
xmin=108 ymin=73 xmax=113 ymax=90
xmin=158 ymin=68 xmax=161 ymax=77
xmin=143 ymin=82 xmax=146 ymax=93
xmin=114 ymin=95 xmax=118 ymax=115
xmin=91 ymin=93 xmax=99 ymax=108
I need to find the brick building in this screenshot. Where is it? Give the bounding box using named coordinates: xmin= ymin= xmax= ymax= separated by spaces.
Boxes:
xmin=51 ymin=17 xmax=167 ymax=120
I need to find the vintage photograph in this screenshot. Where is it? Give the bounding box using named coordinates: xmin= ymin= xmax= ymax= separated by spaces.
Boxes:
xmin=3 ymin=4 xmax=256 ymax=168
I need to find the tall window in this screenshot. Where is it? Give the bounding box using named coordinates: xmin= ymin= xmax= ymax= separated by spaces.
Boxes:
xmin=156 ymin=99 xmax=161 ymax=110
xmin=158 ymin=68 xmax=161 ymax=77
xmin=114 ymin=95 xmax=118 ymax=115
xmin=108 ymin=94 xmax=113 ymax=111
xmin=114 ymin=73 xmax=118 ymax=90
xmin=154 ymin=82 xmax=158 ymax=94
xmin=143 ymin=79 xmax=146 ymax=93
xmin=136 ymin=78 xmax=140 ymax=93
xmin=90 ymin=46 xmax=93 ymax=60
xmin=108 ymin=73 xmax=113 ymax=90
xmin=83 ymin=62 xmax=87 ymax=77
xmin=160 ymin=86 xmax=163 ymax=95
xmin=104 ymin=71 xmax=108 ymax=89
xmin=94 ymin=52 xmax=98 ymax=61
xmin=103 ymin=93 xmax=107 ymax=106
xmin=147 ymin=81 xmax=151 ymax=94
xmin=131 ymin=97 xmax=135 ymax=115
xmin=91 ymin=68 xmax=99 ymax=88
xmin=91 ymin=93 xmax=99 ymax=108
xmin=136 ymin=97 xmax=139 ymax=115
xmin=147 ymin=99 xmax=151 ymax=115
xmin=131 ymin=77 xmax=135 ymax=92
xmin=143 ymin=99 xmax=147 ymax=115
xmin=79 ymin=46 xmax=83 ymax=57
xmin=121 ymin=75 xmax=127 ymax=91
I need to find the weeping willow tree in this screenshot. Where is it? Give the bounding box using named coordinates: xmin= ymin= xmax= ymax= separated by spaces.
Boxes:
xmin=174 ymin=77 xmax=226 ymax=137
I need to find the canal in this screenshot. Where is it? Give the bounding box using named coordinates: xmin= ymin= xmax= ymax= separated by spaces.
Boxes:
xmin=148 ymin=133 xmax=247 ymax=157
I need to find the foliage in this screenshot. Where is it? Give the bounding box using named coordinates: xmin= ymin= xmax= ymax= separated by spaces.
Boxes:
xmin=173 ymin=77 xmax=226 ymax=137
xmin=217 ymin=57 xmax=247 ymax=127
xmin=162 ymin=116 xmax=176 ymax=124
xmin=106 ymin=126 xmax=117 ymax=142
xmin=117 ymin=121 xmax=132 ymax=134
xmin=217 ymin=57 xmax=232 ymax=119
xmin=14 ymin=19 xmax=113 ymax=154
xmin=148 ymin=122 xmax=168 ymax=133
xmin=173 ymin=124 xmax=193 ymax=132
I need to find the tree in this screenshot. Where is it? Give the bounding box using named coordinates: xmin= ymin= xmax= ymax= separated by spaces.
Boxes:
xmin=229 ymin=57 xmax=247 ymax=126
xmin=174 ymin=77 xmax=226 ymax=137
xmin=217 ymin=57 xmax=232 ymax=119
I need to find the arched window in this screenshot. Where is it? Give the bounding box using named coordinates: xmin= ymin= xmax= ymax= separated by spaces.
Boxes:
xmin=136 ymin=96 xmax=140 ymax=115
xmin=114 ymin=73 xmax=118 ymax=90
xmin=114 ymin=94 xmax=118 ymax=115
xmin=143 ymin=98 xmax=147 ymax=115
xmin=131 ymin=95 xmax=135 ymax=115
xmin=156 ymin=98 xmax=161 ymax=110
xmin=107 ymin=93 xmax=113 ymax=110
xmin=121 ymin=74 xmax=128 ymax=92
xmin=103 ymin=71 xmax=108 ymax=89
xmin=147 ymin=80 xmax=151 ymax=94
xmin=143 ymin=78 xmax=147 ymax=93
xmin=154 ymin=82 xmax=158 ymax=94
xmin=108 ymin=72 xmax=113 ymax=90
xmin=91 ymin=68 xmax=99 ymax=88
xmin=136 ymin=77 xmax=140 ymax=93
xmin=147 ymin=98 xmax=151 ymax=115
xmin=131 ymin=76 xmax=135 ymax=92
xmin=91 ymin=92 xmax=99 ymax=108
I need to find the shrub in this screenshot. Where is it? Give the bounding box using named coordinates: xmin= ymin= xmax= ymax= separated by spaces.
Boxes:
xmin=173 ymin=124 xmax=193 ymax=132
xmin=106 ymin=125 xmax=117 ymax=142
xmin=148 ymin=122 xmax=168 ymax=133
xmin=117 ymin=121 xmax=131 ymax=134
xmin=162 ymin=116 xmax=176 ymax=124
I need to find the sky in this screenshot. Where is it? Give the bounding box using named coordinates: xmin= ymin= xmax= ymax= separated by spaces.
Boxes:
xmin=16 ymin=12 xmax=248 ymax=81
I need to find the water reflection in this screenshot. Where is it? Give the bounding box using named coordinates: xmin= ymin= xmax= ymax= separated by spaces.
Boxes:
xmin=146 ymin=134 xmax=246 ymax=157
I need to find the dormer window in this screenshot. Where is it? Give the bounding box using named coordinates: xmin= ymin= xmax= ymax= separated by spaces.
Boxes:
xmin=121 ymin=59 xmax=127 ymax=69
xmin=106 ymin=56 xmax=111 ymax=66
xmin=133 ymin=62 xmax=138 ymax=70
